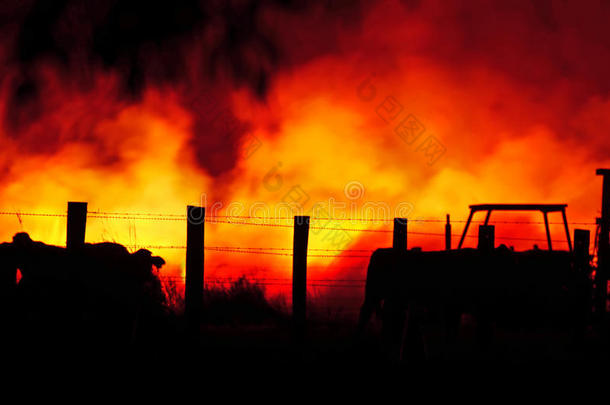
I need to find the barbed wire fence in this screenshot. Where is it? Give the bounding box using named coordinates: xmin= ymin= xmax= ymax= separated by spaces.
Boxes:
xmin=0 ymin=208 xmax=596 ymax=286
xmin=0 ymin=209 xmax=595 ymax=258
xmin=0 ymin=208 xmax=593 ymax=259
xmin=1 ymin=205 xmax=598 ymax=328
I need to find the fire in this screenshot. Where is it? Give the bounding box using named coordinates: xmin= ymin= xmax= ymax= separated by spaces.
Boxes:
xmin=1 ymin=0 xmax=609 ymax=299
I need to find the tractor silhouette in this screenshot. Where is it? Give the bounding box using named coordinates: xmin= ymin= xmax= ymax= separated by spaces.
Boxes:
xmin=357 ymin=204 xmax=591 ymax=361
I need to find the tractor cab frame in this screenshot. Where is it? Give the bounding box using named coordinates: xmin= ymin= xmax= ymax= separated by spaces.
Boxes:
xmin=457 ymin=204 xmax=572 ymax=252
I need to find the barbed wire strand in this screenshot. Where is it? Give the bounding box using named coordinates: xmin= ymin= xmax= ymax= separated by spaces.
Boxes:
xmin=0 ymin=210 xmax=596 ymax=225
xmin=159 ymin=277 xmax=366 ymax=288
xmin=0 ymin=210 xmax=585 ymax=249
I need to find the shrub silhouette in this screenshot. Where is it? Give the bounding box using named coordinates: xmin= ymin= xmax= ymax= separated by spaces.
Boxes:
xmin=202 ymin=276 xmax=287 ymax=325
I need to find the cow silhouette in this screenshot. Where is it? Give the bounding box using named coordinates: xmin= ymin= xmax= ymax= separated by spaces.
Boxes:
xmin=0 ymin=233 xmax=167 ymax=351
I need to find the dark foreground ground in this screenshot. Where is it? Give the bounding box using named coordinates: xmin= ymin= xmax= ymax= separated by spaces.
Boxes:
xmin=193 ymin=319 xmax=610 ymax=366
xmin=6 ymin=280 xmax=610 ymax=366
xmin=5 ymin=309 xmax=610 ymax=368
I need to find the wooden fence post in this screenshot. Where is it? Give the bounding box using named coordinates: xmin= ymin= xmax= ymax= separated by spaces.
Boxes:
xmin=572 ymin=228 xmax=591 ymax=343
xmin=185 ymin=205 xmax=205 ymax=341
xmin=293 ymin=215 xmax=309 ymax=342
xmin=596 ymin=169 xmax=610 ymax=315
xmin=478 ymin=225 xmax=495 ymax=252
xmin=445 ymin=214 xmax=451 ymax=251
xmin=393 ymin=218 xmax=407 ymax=250
xmin=66 ymin=201 xmax=87 ymax=250
xmin=574 ymin=229 xmax=590 ymax=268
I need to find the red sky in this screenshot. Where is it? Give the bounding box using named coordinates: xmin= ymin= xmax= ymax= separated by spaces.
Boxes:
xmin=0 ymin=0 xmax=608 ymax=300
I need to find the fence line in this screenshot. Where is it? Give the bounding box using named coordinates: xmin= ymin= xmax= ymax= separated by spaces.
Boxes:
xmin=4 ymin=202 xmax=597 ymax=341
xmin=0 ymin=209 xmax=585 ymax=253
xmin=0 ymin=210 xmax=596 ymax=225
xmin=160 ymin=276 xmax=366 ymax=283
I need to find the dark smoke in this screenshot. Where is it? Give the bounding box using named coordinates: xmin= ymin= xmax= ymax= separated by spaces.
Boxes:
xmin=0 ymin=0 xmax=366 ymax=177
xmin=8 ymin=0 xmax=610 ymax=177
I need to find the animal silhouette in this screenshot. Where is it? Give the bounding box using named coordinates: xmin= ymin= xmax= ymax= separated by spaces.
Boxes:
xmin=0 ymin=233 xmax=167 ymax=351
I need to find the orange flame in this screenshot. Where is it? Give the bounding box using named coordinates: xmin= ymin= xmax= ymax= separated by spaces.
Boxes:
xmin=1 ymin=1 xmax=609 ymax=302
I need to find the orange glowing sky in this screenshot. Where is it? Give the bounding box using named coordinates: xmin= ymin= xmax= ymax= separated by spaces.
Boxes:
xmin=0 ymin=0 xmax=609 ymax=296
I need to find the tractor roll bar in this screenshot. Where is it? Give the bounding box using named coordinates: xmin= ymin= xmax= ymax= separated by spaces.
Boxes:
xmin=457 ymin=204 xmax=572 ymax=252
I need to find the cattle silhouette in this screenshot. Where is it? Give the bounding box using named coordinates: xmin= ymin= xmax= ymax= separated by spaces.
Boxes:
xmin=0 ymin=233 xmax=167 ymax=352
